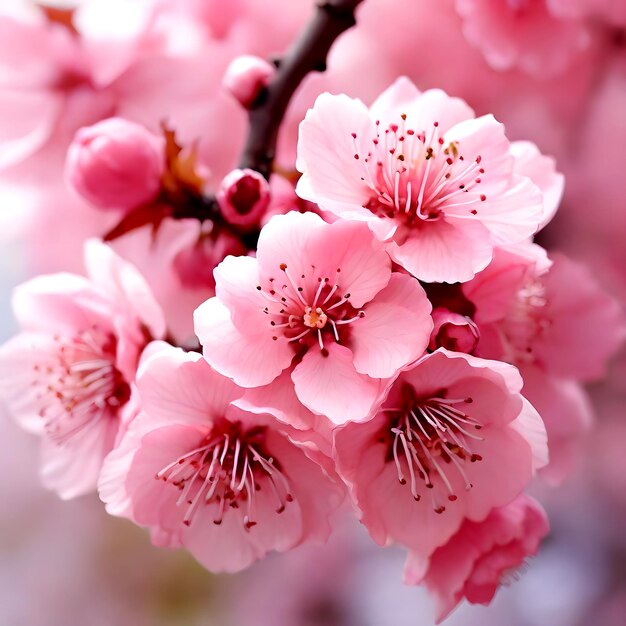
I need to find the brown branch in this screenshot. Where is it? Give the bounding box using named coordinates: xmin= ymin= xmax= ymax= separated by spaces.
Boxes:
xmin=102 ymin=0 xmax=364 ymax=241
xmin=238 ymin=0 xmax=365 ymax=179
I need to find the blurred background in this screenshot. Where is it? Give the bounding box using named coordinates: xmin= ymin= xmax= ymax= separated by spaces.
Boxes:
xmin=0 ymin=0 xmax=625 ymax=624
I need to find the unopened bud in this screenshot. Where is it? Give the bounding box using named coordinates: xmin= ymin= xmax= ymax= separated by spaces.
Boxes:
xmin=429 ymin=307 xmax=480 ymax=353
xmin=66 ymin=117 xmax=164 ymax=211
xmin=217 ymin=168 xmax=270 ymax=228
xmin=222 ymin=55 xmax=275 ymax=108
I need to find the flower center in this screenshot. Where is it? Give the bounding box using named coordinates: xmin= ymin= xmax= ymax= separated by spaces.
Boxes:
xmin=352 ymin=117 xmax=487 ymax=226
xmin=32 ymin=327 xmax=129 ymax=445
xmin=303 ymin=306 xmax=328 ymax=328
xmin=385 ymin=389 xmax=483 ymax=514
xmin=156 ymin=423 xmax=294 ymax=529
xmin=257 ymin=263 xmax=365 ymax=353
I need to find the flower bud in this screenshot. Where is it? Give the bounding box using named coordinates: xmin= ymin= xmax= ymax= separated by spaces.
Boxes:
xmin=222 ymin=55 xmax=275 ymax=108
xmin=429 ymin=307 xmax=480 ymax=353
xmin=66 ymin=117 xmax=164 ymax=211
xmin=217 ymin=168 xmax=270 ymax=229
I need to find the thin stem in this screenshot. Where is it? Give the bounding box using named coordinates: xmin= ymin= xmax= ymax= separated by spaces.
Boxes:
xmin=238 ymin=0 xmax=365 ymax=179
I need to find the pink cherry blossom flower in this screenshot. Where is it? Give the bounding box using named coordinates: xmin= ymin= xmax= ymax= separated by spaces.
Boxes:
xmin=296 ymin=77 xmax=552 ymax=283
xmin=99 ymin=346 xmax=344 ymax=573
xmin=0 ymin=239 xmax=164 ymax=499
xmin=194 ymin=211 xmax=433 ymax=425
xmin=333 ymin=349 xmax=548 ymax=558
xmin=404 ymin=494 xmax=549 ymax=623
xmin=464 ymin=249 xmax=626 ymax=381
xmin=454 ymin=0 xmax=590 ymax=77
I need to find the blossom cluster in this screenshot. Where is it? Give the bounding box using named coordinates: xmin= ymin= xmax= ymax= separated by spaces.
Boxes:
xmin=0 ymin=1 xmax=624 ymax=622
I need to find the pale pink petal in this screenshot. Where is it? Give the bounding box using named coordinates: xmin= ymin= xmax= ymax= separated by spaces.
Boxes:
xmin=234 ymin=370 xmax=332 ymax=437
xmin=455 ymin=0 xmax=590 ymax=76
xmin=509 ymin=398 xmax=549 ymax=472
xmin=351 ymin=273 xmax=432 ymax=378
xmin=292 ymin=342 xmax=384 ymax=425
xmin=303 ymin=219 xmax=392 ymax=308
xmin=213 ymin=254 xmax=266 ymax=329
xmin=194 ymin=297 xmax=293 ymax=387
xmin=0 ymin=333 xmax=56 ymax=433
xmin=136 ymin=346 xmax=243 ymax=428
xmin=387 ymin=219 xmax=493 ymax=283
xmin=472 ymin=174 xmax=543 ymax=244
xmin=98 ymin=415 xmax=148 ymax=517
xmin=406 ymin=494 xmax=549 ymax=622
xmin=12 ymin=273 xmax=112 ymax=334
xmin=370 ymin=81 xmax=475 ymax=134
xmin=40 ymin=410 xmax=118 ymax=500
xmin=296 ymin=92 xmax=374 ymax=218
xmin=84 ymin=238 xmax=166 ymax=339
xmin=511 ymin=141 xmax=564 ymax=230
xmin=368 ymin=76 xmax=422 ymax=123
xmin=255 ymin=211 xmax=327 ymax=281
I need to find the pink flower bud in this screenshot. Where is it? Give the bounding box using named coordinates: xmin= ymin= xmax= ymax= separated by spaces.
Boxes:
xmin=222 ymin=54 xmax=275 ymax=108
xmin=66 ymin=117 xmax=164 ymax=211
xmin=429 ymin=307 xmax=480 ymax=353
xmin=217 ymin=168 xmax=270 ymax=229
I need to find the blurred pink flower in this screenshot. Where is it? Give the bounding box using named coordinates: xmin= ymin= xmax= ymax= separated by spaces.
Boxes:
xmin=296 ymin=78 xmax=551 ymax=283
xmin=404 ymin=493 xmax=549 ymax=622
xmin=465 ymin=249 xmax=626 ymax=381
xmin=194 ymin=211 xmax=433 ymax=424
xmin=0 ymin=240 xmax=164 ymax=498
xmin=454 ymin=0 xmax=590 ymax=77
xmin=333 ymin=349 xmax=547 ymax=558
xmin=100 ymin=346 xmax=344 ymax=573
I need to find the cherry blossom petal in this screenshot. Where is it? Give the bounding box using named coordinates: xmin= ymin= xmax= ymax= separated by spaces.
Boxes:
xmin=351 ymin=273 xmax=432 ymax=378
xmin=370 ymin=80 xmax=475 ymax=134
xmin=136 ymin=347 xmax=243 ymax=428
xmin=84 ymin=238 xmax=166 ymax=339
xmin=194 ymin=297 xmax=293 ymax=387
xmin=511 ymin=140 xmax=564 ymax=230
xmin=387 ymin=219 xmax=493 ymax=283
xmin=296 ymin=92 xmax=374 ymax=218
xmin=292 ymin=342 xmax=384 ymax=425
xmin=40 ymin=410 xmax=118 ymax=500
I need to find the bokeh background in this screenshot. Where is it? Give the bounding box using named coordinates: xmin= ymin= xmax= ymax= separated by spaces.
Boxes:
xmin=1 ymin=0 xmax=625 ymax=624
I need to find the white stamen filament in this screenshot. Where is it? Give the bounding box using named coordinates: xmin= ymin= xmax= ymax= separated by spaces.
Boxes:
xmin=156 ymin=430 xmax=295 ymax=530
xmin=387 ymin=395 xmax=484 ymax=512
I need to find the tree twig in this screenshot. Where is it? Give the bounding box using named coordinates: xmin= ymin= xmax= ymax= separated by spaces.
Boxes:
xmin=238 ymin=0 xmax=365 ymax=179
xmin=102 ymin=0 xmax=364 ymax=241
